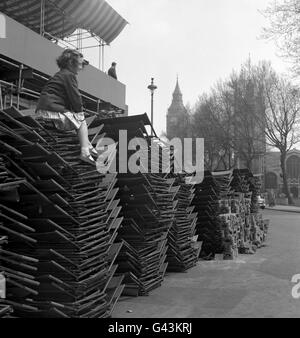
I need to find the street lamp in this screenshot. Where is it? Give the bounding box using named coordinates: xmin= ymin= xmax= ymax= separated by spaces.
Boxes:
xmin=147 ymin=78 xmax=157 ymax=136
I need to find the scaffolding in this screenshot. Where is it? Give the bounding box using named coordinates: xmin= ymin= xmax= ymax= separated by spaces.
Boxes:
xmin=0 ymin=1 xmax=128 ymax=116
xmin=0 ymin=57 xmax=114 ymax=117
xmin=38 ymin=0 xmax=107 ymax=71
xmin=0 ymin=0 xmax=128 ymax=72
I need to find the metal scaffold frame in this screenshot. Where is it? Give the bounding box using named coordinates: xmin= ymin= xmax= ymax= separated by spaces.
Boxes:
xmin=0 ymin=1 xmax=128 ymax=115
xmin=38 ymin=0 xmax=108 ymax=71
xmin=0 ymin=57 xmax=101 ymax=115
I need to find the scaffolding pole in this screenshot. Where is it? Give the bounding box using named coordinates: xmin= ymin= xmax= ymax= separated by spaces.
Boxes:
xmin=17 ymin=64 xmax=24 ymax=109
xmin=102 ymin=43 xmax=105 ymax=72
xmin=40 ymin=0 xmax=45 ymax=36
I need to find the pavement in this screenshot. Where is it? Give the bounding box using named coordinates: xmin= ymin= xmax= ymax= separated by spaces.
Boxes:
xmin=113 ymin=210 xmax=300 ymax=318
xmin=265 ymin=205 xmax=300 ymax=213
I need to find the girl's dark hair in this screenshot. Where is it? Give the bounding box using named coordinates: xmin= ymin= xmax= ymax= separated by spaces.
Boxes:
xmin=56 ymin=49 xmax=84 ymax=70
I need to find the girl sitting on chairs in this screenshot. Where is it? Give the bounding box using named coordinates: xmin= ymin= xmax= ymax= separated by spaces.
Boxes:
xmin=36 ymin=49 xmax=97 ymax=165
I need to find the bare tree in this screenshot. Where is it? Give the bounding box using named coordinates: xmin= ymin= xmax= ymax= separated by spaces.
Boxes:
xmin=228 ymin=61 xmax=266 ymax=172
xmin=193 ymin=92 xmax=236 ymax=171
xmin=262 ymin=0 xmax=300 ymax=76
xmin=192 ymin=57 xmax=300 ymax=205
xmin=193 ymin=96 xmax=220 ymax=171
xmin=259 ymin=70 xmax=300 ymax=204
xmin=192 ymin=60 xmax=267 ymax=173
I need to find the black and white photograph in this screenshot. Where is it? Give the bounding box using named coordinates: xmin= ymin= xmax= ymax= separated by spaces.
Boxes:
xmin=0 ymin=0 xmax=300 ymax=326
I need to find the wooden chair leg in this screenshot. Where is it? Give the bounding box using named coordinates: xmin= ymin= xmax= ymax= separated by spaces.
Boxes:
xmin=0 ymin=85 xmax=3 ymax=110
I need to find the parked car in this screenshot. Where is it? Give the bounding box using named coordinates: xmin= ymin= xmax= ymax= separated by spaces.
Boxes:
xmin=257 ymin=195 xmax=266 ymax=209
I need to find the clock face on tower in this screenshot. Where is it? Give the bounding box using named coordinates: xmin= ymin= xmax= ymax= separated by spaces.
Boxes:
xmin=170 ymin=116 xmax=178 ymax=124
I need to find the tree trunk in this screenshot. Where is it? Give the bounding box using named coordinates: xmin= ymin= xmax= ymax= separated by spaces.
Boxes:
xmin=222 ymin=157 xmax=228 ymax=170
xmin=280 ymin=152 xmax=294 ymax=205
xmin=245 ymin=158 xmax=252 ymax=171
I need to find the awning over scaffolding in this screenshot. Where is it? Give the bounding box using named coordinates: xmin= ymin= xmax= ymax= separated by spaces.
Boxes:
xmin=0 ymin=0 xmax=128 ymax=44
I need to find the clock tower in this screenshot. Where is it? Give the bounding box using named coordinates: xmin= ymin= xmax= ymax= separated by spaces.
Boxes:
xmin=166 ymin=78 xmax=189 ymax=140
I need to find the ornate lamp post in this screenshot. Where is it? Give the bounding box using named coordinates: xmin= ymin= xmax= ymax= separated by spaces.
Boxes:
xmin=147 ymin=78 xmax=157 ymax=136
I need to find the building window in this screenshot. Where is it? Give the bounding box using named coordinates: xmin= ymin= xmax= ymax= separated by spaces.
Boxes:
xmin=265 ymin=172 xmax=278 ymax=189
xmin=286 ymin=155 xmax=300 ymax=179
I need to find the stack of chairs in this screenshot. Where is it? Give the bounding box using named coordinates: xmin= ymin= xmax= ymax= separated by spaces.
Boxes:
xmin=231 ymin=169 xmax=251 ymax=194
xmin=0 ymin=108 xmax=124 ymax=317
xmin=116 ymin=174 xmax=174 ymax=296
xmin=90 ymin=114 xmax=203 ymax=293
xmin=0 ymin=235 xmax=13 ymax=317
xmin=212 ymin=170 xmax=234 ymax=198
xmin=230 ymin=170 xmax=252 ymax=254
xmin=239 ymin=171 xmax=267 ymax=249
xmin=211 ymin=171 xmax=238 ymax=259
xmin=0 ymin=305 xmax=13 ymax=318
xmin=0 ymin=157 xmax=39 ymax=316
xmin=194 ymin=169 xmax=267 ymax=260
xmin=230 ymin=169 xmax=261 ymax=213
xmin=193 ymin=171 xmax=223 ymax=259
xmin=89 ymin=115 xmax=169 ymax=296
xmin=80 ymin=114 xmax=205 ymax=292
xmin=166 ymin=174 xmax=199 ymax=272
xmin=0 ymin=291 xmax=14 ymax=318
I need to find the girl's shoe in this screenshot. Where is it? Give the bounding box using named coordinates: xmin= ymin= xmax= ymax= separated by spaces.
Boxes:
xmin=79 ymin=154 xmax=96 ymax=165
xmin=89 ymin=147 xmax=98 ymax=157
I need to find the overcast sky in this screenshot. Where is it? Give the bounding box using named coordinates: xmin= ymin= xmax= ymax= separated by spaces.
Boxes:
xmin=88 ymin=0 xmax=289 ymax=136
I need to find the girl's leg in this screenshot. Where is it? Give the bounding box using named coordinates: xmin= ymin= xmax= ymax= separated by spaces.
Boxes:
xmin=77 ymin=120 xmax=89 ymax=155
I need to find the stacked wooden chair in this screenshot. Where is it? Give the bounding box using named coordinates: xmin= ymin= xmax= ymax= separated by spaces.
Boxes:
xmin=166 ymin=174 xmax=199 ymax=272
xmin=0 ymin=300 xmax=13 ymax=318
xmin=193 ymin=171 xmax=223 ymax=259
xmin=0 ymin=235 xmax=13 ymax=317
xmin=0 ymin=153 xmax=38 ymax=315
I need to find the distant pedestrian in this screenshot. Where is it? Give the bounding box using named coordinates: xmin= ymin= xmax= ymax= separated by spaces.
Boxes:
xmin=108 ymin=62 xmax=117 ymax=80
xmin=268 ymin=189 xmax=276 ymax=207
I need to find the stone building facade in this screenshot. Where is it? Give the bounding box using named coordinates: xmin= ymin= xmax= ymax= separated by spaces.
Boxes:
xmin=265 ymin=149 xmax=300 ymax=198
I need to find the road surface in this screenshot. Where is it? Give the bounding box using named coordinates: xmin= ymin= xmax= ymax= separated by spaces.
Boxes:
xmin=113 ymin=210 xmax=300 ymax=318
